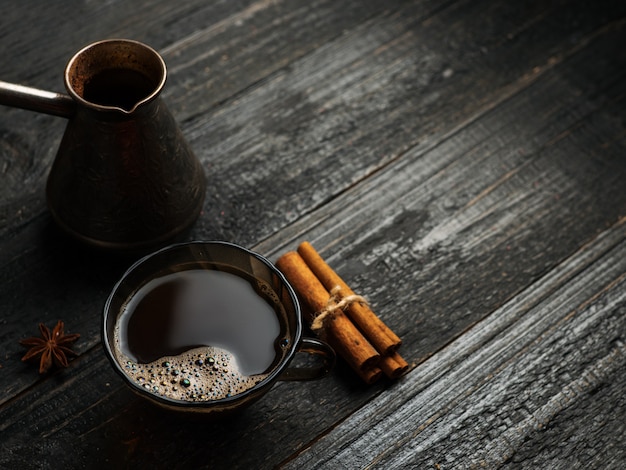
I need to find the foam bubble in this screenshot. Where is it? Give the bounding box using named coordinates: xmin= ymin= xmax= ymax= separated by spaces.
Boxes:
xmin=115 ymin=345 xmax=270 ymax=402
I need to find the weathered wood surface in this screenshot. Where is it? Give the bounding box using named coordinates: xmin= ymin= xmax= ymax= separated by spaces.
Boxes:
xmin=0 ymin=0 xmax=625 ymax=468
xmin=284 ymin=220 xmax=626 ymax=468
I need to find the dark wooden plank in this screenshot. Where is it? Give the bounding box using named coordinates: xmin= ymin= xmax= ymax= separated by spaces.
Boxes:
xmin=282 ymin=219 xmax=626 ymax=469
xmin=502 ymin=352 xmax=626 ymax=468
xmin=1 ymin=0 xmax=257 ymax=95
xmin=159 ymin=0 xmax=424 ymax=118
xmin=186 ymin=0 xmax=626 ymax=245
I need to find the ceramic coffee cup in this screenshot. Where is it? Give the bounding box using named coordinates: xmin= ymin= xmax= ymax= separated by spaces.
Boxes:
xmin=103 ymin=241 xmax=335 ymax=415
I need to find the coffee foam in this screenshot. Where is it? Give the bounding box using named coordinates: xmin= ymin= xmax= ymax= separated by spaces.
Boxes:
xmin=115 ymin=344 xmax=270 ymax=402
xmin=111 ymin=272 xmax=289 ymax=403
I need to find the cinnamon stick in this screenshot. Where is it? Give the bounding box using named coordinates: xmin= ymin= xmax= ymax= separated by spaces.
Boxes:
xmin=325 ymin=332 xmax=383 ymax=384
xmin=379 ymin=352 xmax=409 ymax=379
xmin=360 ymin=366 xmax=383 ymax=384
xmin=297 ymin=241 xmax=402 ymax=355
xmin=276 ymin=251 xmax=380 ymax=372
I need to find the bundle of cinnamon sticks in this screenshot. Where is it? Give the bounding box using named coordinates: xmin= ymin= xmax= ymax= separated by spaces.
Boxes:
xmin=276 ymin=242 xmax=408 ymax=384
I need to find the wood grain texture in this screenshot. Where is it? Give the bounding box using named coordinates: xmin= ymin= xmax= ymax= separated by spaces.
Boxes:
xmin=284 ymin=220 xmax=626 ymax=468
xmin=0 ymin=0 xmax=624 ymax=468
xmin=263 ymin=12 xmax=626 ymax=364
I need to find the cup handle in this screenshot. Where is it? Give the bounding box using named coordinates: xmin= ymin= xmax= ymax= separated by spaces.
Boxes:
xmin=279 ymin=337 xmax=336 ymax=381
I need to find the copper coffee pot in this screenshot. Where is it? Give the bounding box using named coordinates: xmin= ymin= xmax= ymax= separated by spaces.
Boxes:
xmin=0 ymin=39 xmax=206 ymax=251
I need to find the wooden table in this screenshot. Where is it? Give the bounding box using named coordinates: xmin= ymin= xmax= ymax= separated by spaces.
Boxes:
xmin=1 ymin=1 xmax=625 ymax=468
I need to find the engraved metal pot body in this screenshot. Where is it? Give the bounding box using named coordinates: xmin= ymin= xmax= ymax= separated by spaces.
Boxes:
xmin=0 ymin=39 xmax=206 ymax=251
xmin=47 ymin=98 xmax=205 ymax=251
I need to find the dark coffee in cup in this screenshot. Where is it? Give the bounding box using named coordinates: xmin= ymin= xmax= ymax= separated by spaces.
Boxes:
xmin=113 ymin=264 xmax=291 ymax=402
xmin=103 ymin=241 xmax=335 ymax=416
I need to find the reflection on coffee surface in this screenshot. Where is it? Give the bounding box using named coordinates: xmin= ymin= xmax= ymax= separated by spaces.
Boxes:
xmin=113 ymin=267 xmax=288 ymax=402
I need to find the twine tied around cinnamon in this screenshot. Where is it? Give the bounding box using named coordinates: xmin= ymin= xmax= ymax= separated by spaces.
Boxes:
xmin=311 ymin=286 xmax=369 ymax=332
xmin=276 ymin=245 xmax=408 ymax=383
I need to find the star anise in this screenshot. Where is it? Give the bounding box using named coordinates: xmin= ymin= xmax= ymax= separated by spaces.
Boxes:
xmin=19 ymin=320 xmax=80 ymax=374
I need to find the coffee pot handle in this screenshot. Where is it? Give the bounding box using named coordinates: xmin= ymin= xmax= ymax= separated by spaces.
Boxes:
xmin=0 ymin=80 xmax=75 ymax=118
xmin=279 ymin=337 xmax=336 ymax=381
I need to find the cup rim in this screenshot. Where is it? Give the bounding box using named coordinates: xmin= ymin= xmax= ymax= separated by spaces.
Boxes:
xmin=102 ymin=240 xmax=303 ymax=411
